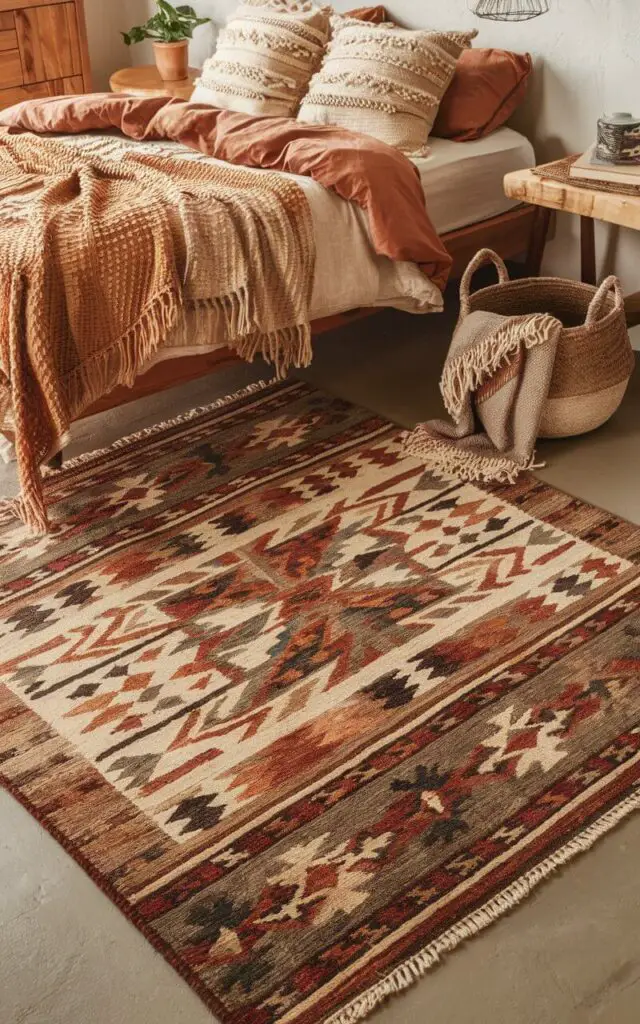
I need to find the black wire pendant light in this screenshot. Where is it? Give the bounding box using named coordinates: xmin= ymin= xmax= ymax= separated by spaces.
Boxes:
xmin=470 ymin=0 xmax=549 ymax=20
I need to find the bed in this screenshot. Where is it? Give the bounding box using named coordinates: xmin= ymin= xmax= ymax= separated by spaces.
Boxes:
xmin=0 ymin=92 xmax=546 ymax=530
xmin=78 ymin=125 xmax=542 ymax=420
xmin=414 ymin=128 xmax=536 ymax=235
xmin=0 ymin=0 xmax=549 ymax=532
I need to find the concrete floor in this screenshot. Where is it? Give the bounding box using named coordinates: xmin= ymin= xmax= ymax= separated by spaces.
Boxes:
xmin=1 ymin=307 xmax=639 ymax=1024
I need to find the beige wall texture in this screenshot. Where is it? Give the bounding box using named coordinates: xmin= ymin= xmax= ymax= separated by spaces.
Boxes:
xmin=83 ymin=0 xmax=128 ymax=89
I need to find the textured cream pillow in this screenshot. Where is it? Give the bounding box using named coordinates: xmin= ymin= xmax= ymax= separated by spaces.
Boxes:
xmin=297 ymin=20 xmax=477 ymax=153
xmin=193 ymin=1 xmax=331 ymax=117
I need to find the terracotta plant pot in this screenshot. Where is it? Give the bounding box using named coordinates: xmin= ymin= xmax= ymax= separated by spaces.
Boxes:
xmin=153 ymin=40 xmax=189 ymax=82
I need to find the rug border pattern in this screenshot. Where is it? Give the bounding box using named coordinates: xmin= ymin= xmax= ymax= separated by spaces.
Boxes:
xmin=1 ymin=378 xmax=639 ymax=1024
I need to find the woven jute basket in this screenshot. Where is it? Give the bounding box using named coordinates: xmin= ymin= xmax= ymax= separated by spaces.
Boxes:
xmin=459 ymin=249 xmax=635 ymax=438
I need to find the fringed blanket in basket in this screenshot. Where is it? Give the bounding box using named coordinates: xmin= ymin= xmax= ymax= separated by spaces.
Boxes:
xmin=0 ymin=95 xmax=451 ymax=535
xmin=403 ymin=308 xmax=562 ymax=482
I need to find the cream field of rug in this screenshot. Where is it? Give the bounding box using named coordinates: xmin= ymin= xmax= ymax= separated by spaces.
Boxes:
xmin=1 ymin=380 xmax=639 ymax=1024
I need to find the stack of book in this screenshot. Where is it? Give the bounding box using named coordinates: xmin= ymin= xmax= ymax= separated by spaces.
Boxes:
xmin=570 ymin=114 xmax=640 ymax=189
xmin=570 ymin=143 xmax=640 ymax=188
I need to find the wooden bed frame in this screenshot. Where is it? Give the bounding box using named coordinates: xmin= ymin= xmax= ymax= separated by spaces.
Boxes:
xmin=75 ymin=203 xmax=548 ymax=423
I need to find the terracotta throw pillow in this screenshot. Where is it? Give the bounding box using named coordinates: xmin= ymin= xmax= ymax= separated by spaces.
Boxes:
xmin=344 ymin=5 xmax=389 ymax=22
xmin=433 ymin=48 xmax=533 ymax=141
xmin=298 ymin=21 xmax=477 ymax=153
xmin=194 ymin=1 xmax=330 ymax=117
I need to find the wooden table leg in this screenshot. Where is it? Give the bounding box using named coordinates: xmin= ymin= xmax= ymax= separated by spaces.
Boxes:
xmin=624 ymin=290 xmax=640 ymax=329
xmin=524 ymin=205 xmax=551 ymax=277
xmin=580 ymin=216 xmax=596 ymax=285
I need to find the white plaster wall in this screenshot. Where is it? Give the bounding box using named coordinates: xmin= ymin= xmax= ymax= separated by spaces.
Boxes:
xmin=380 ymin=0 xmax=640 ymax=289
xmin=83 ymin=0 xmax=129 ymax=89
xmin=108 ymin=1 xmax=640 ymax=286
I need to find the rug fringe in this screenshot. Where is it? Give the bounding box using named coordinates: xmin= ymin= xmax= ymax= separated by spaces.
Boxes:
xmin=48 ymin=376 xmax=285 ymax=477
xmin=325 ymin=788 xmax=640 ymax=1024
xmin=0 ymin=376 xmax=295 ymax=527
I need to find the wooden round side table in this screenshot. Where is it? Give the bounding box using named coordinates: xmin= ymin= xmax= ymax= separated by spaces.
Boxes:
xmin=109 ymin=65 xmax=199 ymax=101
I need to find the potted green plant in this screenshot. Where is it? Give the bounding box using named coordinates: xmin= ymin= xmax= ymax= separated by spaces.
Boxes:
xmin=123 ymin=1 xmax=210 ymax=82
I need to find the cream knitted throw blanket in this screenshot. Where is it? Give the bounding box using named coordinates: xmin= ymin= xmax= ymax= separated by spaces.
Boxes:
xmin=0 ymin=130 xmax=314 ymax=533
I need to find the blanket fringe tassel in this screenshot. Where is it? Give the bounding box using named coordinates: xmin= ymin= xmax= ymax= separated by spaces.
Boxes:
xmin=170 ymin=291 xmax=313 ymax=380
xmin=325 ymin=789 xmax=640 ymax=1024
xmin=232 ymin=323 xmax=313 ymax=379
xmin=441 ymin=313 xmax=559 ymax=421
xmin=401 ymin=428 xmax=539 ymax=485
xmin=6 ymin=490 xmax=49 ymax=535
xmin=10 ymin=284 xmax=181 ymax=535
xmin=65 ymin=285 xmax=181 ymax=416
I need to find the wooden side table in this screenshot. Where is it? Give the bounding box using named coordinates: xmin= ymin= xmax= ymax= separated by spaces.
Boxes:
xmin=504 ymin=167 xmax=640 ymax=301
xmin=109 ymin=65 xmax=198 ymax=101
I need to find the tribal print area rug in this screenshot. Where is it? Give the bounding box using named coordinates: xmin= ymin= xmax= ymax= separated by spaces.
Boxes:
xmin=1 ymin=379 xmax=639 ymax=1024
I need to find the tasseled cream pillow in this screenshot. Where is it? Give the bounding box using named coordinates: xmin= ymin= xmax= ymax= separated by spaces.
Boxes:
xmin=193 ymin=1 xmax=331 ymax=117
xmin=297 ymin=20 xmax=477 ymax=153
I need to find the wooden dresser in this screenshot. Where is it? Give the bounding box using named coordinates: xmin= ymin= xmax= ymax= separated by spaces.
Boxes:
xmin=0 ymin=0 xmax=91 ymax=111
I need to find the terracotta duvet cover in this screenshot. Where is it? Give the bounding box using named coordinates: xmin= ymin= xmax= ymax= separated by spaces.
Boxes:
xmin=0 ymin=94 xmax=452 ymax=290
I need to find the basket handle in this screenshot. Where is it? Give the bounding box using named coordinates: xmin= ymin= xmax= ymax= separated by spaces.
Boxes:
xmin=459 ymin=249 xmax=510 ymax=318
xmin=585 ymin=275 xmax=624 ymax=326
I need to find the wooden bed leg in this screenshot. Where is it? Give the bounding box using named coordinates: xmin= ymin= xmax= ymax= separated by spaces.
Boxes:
xmin=524 ymin=206 xmax=551 ymax=277
xmin=580 ymin=216 xmax=597 ymax=285
xmin=47 ymin=451 xmax=63 ymax=471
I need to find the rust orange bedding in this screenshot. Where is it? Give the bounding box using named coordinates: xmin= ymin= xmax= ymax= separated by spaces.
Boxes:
xmin=0 ymin=93 xmax=452 ymax=290
xmin=0 ymin=94 xmax=452 ymax=534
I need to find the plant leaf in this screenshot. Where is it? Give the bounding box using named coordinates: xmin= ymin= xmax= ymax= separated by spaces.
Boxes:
xmin=123 ymin=0 xmax=209 ymax=43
